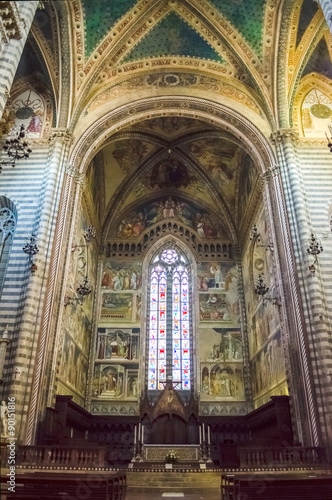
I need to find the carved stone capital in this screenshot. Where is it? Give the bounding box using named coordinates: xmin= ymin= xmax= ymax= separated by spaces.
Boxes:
xmin=270 ymin=129 xmax=299 ymax=145
xmin=65 ymin=163 xmax=85 ymax=185
xmin=260 ymin=164 xmax=281 ymax=183
xmin=65 ymin=163 xmax=78 ymax=178
xmin=49 ymin=128 xmax=73 ymax=145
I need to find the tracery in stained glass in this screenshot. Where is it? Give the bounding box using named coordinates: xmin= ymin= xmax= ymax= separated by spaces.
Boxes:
xmin=148 ymin=249 xmax=191 ymax=390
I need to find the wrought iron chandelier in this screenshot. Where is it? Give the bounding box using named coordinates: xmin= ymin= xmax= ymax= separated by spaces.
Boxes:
xmin=0 ymin=124 xmax=32 ymax=172
xmin=254 ymin=274 xmax=281 ymax=306
xmin=250 ymin=224 xmax=274 ymax=251
xmin=65 ymin=225 xmax=96 ymax=306
xmin=22 ymin=234 xmax=39 ymax=274
xmin=306 ymin=232 xmax=323 ymax=276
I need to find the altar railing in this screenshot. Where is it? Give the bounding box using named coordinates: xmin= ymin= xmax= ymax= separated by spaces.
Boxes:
xmin=238 ymin=446 xmax=327 ymax=468
xmin=1 ymin=445 xmax=106 ymax=468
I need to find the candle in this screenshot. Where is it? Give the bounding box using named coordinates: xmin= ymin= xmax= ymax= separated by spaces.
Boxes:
xmin=138 ymin=422 xmax=141 ymax=442
xmin=208 ymin=425 xmax=210 ymax=445
xmin=199 ymin=426 xmax=202 ymax=444
xmin=134 ymin=425 xmax=137 ymax=444
xmin=142 ymin=426 xmax=144 ymax=444
xmin=202 ymin=423 xmax=205 ymax=442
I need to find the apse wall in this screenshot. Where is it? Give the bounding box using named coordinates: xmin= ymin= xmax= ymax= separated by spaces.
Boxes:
xmin=242 ymin=205 xmax=288 ymax=409
xmin=56 ymin=199 xmax=98 ymax=407
xmin=88 ymin=226 xmax=248 ymax=417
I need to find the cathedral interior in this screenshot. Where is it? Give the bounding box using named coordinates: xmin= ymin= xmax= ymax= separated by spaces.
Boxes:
xmin=0 ymin=0 xmax=332 ymax=498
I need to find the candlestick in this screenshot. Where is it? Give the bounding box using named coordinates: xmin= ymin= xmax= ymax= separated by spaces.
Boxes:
xmin=138 ymin=422 xmax=141 ymax=442
xmin=202 ymin=423 xmax=205 ymax=442
xmin=134 ymin=425 xmax=137 ymax=445
xmin=199 ymin=425 xmax=202 ymax=444
xmin=208 ymin=425 xmax=210 ymax=445
xmin=142 ymin=425 xmax=144 ymax=444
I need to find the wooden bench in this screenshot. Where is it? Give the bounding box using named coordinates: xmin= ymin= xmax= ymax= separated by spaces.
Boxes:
xmin=1 ymin=470 xmax=126 ymax=500
xmin=221 ymin=474 xmax=332 ymax=500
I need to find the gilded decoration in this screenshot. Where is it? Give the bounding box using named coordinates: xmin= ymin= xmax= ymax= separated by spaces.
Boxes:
xmin=301 ymin=88 xmax=332 ymax=137
xmin=292 ymin=75 xmax=332 ymax=135
xmin=85 ymin=73 xmax=262 ymax=119
xmin=70 ymin=0 xmax=276 ymax=121
xmin=287 ymin=6 xmax=325 ymax=88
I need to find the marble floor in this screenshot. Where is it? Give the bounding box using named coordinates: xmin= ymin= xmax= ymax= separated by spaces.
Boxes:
xmin=126 ymin=488 xmax=221 ymax=500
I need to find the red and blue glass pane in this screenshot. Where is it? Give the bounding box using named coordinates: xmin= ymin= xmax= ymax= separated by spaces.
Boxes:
xmin=149 ymin=268 xmax=167 ymax=389
xmin=171 ymin=267 xmax=190 ymax=390
xmin=149 ymin=260 xmax=190 ymax=390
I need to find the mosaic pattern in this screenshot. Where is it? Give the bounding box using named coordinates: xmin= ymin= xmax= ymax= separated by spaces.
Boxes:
xmin=122 ymin=12 xmax=224 ymax=64
xmin=82 ymin=0 xmax=137 ymax=57
xmin=208 ymin=0 xmax=267 ymax=57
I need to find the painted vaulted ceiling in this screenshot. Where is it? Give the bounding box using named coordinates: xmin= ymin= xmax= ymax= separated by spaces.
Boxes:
xmin=18 ymin=0 xmax=332 ymax=243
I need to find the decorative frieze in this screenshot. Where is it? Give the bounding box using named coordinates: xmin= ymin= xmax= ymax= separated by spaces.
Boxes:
xmin=91 ymin=402 xmax=139 ymax=415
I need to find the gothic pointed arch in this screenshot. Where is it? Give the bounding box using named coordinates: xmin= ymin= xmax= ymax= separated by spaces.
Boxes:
xmin=292 ymin=74 xmax=332 ymax=137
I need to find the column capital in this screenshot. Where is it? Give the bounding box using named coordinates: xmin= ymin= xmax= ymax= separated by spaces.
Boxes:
xmin=65 ymin=163 xmax=85 ymax=185
xmin=49 ymin=128 xmax=73 ymax=145
xmin=270 ymin=129 xmax=299 ymax=145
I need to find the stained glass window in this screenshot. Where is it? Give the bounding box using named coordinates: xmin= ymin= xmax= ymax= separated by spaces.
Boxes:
xmin=148 ymin=248 xmax=191 ymax=390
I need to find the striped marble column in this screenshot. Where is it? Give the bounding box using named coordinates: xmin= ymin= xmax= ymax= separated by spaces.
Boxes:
xmin=319 ymin=0 xmax=332 ymax=35
xmin=0 ymin=1 xmax=38 ymax=120
xmin=296 ymin=143 xmax=332 ymax=457
xmin=270 ymin=129 xmax=320 ymax=448
xmin=3 ymin=130 xmax=71 ymax=444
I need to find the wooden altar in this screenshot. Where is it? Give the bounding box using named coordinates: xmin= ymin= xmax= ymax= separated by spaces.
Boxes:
xmin=140 ymin=382 xmax=199 ymax=445
xmin=143 ymin=444 xmax=200 ymax=462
